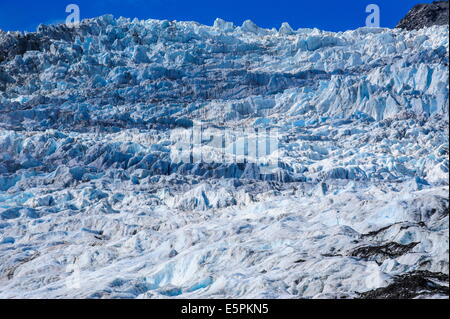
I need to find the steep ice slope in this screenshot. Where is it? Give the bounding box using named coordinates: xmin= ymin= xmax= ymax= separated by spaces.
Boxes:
xmin=0 ymin=16 xmax=448 ymax=299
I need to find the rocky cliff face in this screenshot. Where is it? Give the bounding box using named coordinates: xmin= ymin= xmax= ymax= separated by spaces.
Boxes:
xmin=397 ymin=1 xmax=449 ymax=30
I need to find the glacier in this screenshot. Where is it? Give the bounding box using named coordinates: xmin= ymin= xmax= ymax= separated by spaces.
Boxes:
xmin=0 ymin=16 xmax=448 ymax=298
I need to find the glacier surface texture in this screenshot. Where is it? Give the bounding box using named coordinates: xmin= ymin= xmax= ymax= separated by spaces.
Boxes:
xmin=0 ymin=16 xmax=448 ymax=298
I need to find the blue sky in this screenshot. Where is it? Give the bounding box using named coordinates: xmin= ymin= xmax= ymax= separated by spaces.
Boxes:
xmin=0 ymin=0 xmax=434 ymax=32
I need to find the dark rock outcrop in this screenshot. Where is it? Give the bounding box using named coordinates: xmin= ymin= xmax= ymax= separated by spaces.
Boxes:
xmin=350 ymin=242 xmax=419 ymax=265
xmin=359 ymin=271 xmax=449 ymax=299
xmin=397 ymin=1 xmax=449 ymax=30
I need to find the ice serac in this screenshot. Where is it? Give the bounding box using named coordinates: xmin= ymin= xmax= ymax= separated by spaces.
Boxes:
xmin=0 ymin=15 xmax=448 ymax=299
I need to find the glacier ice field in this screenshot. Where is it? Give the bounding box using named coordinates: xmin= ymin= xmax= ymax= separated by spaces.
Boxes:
xmin=0 ymin=16 xmax=448 ymax=298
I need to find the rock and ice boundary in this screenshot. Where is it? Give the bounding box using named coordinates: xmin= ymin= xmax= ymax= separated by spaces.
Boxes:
xmin=0 ymin=16 xmax=448 ymax=298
